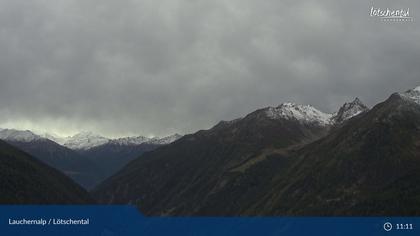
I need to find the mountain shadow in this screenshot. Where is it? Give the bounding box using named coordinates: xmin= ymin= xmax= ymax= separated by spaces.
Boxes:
xmin=0 ymin=140 xmax=93 ymax=204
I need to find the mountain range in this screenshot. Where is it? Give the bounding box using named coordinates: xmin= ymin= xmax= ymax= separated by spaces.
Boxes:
xmin=1 ymin=86 xmax=419 ymax=215
xmin=42 ymin=131 xmax=183 ymax=150
xmin=0 ymin=129 xmax=182 ymax=189
xmin=93 ymin=86 xmax=420 ymax=216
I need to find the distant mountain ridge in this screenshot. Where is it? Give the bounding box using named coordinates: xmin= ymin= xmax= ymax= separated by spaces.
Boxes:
xmin=0 ymin=129 xmax=43 ymax=142
xmin=0 ymin=129 xmax=182 ymax=149
xmin=0 ymin=129 xmax=183 ymax=189
xmin=42 ymin=132 xmax=183 ymax=150
xmin=61 ymin=132 xmax=110 ymax=150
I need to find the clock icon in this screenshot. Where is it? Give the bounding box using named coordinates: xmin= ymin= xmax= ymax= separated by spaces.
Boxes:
xmin=384 ymin=222 xmax=393 ymax=232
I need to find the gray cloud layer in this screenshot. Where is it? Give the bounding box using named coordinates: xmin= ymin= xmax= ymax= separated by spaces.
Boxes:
xmin=0 ymin=0 xmax=419 ymax=137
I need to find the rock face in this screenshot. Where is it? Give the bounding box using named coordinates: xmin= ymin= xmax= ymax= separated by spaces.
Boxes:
xmin=0 ymin=140 xmax=93 ymax=204
xmin=331 ymin=98 xmax=369 ymax=124
xmin=93 ymin=87 xmax=420 ymax=216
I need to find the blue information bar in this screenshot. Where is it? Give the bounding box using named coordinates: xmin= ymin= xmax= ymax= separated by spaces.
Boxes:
xmin=0 ymin=206 xmax=418 ymax=236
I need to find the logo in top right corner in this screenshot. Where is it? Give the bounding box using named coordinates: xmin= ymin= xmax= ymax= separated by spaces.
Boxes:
xmin=370 ymin=7 xmax=414 ymax=22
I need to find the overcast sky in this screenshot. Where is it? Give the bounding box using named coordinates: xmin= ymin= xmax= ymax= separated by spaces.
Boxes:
xmin=0 ymin=0 xmax=419 ymax=137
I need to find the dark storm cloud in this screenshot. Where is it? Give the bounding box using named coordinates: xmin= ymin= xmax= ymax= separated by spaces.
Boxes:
xmin=0 ymin=0 xmax=419 ymax=137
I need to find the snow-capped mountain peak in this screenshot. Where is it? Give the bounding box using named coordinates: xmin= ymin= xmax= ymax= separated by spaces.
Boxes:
xmin=332 ymin=98 xmax=369 ymax=124
xmin=265 ymin=103 xmax=333 ymax=126
xmin=0 ymin=129 xmax=43 ymax=142
xmin=400 ymin=86 xmax=420 ymax=104
xmin=63 ymin=132 xmax=110 ymax=150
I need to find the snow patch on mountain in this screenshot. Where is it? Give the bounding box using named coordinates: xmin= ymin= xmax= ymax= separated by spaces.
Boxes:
xmin=107 ymin=134 xmax=182 ymax=146
xmin=401 ymin=86 xmax=420 ymax=104
xmin=110 ymin=136 xmax=151 ymax=146
xmin=265 ymin=103 xmax=333 ymax=125
xmin=42 ymin=133 xmax=67 ymax=145
xmin=147 ymin=134 xmax=183 ymax=145
xmin=0 ymin=129 xmax=43 ymax=142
